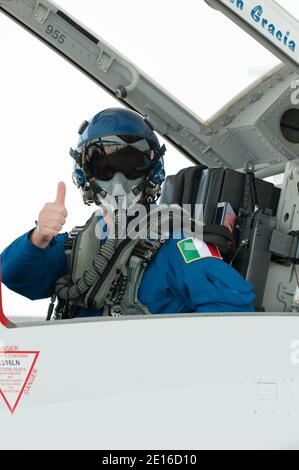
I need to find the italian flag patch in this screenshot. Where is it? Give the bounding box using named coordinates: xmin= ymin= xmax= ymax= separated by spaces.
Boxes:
xmin=177 ymin=238 xmax=222 ymax=264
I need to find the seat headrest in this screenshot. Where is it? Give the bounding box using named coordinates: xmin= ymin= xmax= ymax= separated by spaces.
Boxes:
xmin=160 ymin=165 xmax=208 ymax=206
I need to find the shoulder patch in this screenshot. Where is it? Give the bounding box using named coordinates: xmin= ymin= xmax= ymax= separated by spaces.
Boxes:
xmin=177 ymin=238 xmax=222 ymax=264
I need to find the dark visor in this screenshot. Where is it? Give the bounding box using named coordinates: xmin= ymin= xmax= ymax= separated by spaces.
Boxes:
xmin=82 ymin=135 xmax=155 ymax=181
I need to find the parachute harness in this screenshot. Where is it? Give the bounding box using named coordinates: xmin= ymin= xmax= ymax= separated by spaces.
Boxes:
xmin=48 ymin=208 xmax=166 ymax=319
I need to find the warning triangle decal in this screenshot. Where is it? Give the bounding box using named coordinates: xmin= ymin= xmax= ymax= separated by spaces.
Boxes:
xmin=0 ymin=350 xmax=39 ymax=414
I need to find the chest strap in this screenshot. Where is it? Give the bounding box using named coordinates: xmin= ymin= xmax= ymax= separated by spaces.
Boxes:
xmin=102 ymin=239 xmax=163 ymax=316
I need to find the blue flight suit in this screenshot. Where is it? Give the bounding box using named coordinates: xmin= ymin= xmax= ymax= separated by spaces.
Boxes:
xmin=0 ymin=224 xmax=255 ymax=316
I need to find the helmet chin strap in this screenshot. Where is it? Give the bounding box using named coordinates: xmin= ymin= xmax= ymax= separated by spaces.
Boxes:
xmin=91 ymin=173 xmax=145 ymax=211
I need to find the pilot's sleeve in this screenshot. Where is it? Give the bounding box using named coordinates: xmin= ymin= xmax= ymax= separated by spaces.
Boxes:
xmin=0 ymin=228 xmax=68 ymax=300
xmin=166 ymin=238 xmax=255 ymax=312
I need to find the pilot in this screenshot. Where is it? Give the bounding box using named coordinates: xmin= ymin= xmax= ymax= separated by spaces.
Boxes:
xmin=0 ymin=108 xmax=255 ymax=318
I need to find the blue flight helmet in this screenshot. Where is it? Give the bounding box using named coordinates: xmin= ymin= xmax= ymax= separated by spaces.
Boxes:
xmin=70 ymin=108 xmax=166 ymax=209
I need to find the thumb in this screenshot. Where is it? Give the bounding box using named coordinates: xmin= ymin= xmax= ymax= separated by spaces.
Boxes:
xmin=55 ymin=181 xmax=66 ymax=205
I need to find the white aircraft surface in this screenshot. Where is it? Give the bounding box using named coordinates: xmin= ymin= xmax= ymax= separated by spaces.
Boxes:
xmin=1 ymin=0 xmax=299 ymax=450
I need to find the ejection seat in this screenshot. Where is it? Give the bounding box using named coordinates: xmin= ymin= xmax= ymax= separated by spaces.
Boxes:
xmin=160 ymin=165 xmax=281 ymax=310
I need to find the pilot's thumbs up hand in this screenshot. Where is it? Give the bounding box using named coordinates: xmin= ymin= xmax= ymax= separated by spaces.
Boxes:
xmin=30 ymin=182 xmax=68 ymax=249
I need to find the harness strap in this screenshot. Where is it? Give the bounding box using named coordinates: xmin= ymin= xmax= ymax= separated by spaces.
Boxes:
xmin=63 ymin=225 xmax=85 ymax=273
xmin=105 ymin=239 xmax=164 ymax=316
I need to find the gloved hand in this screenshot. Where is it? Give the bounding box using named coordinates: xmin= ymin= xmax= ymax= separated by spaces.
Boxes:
xmin=30 ymin=182 xmax=68 ymax=249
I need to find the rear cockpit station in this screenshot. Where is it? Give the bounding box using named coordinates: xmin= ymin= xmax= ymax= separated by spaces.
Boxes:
xmin=204 ymin=0 xmax=299 ymax=178
xmin=206 ymin=64 xmax=299 ymax=178
xmin=2 ymin=0 xmax=299 ymax=318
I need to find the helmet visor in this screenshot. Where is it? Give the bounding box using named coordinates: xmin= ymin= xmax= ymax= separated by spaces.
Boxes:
xmin=82 ymin=135 xmax=156 ymax=181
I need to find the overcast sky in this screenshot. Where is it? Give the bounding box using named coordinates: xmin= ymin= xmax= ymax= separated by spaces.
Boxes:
xmin=0 ymin=0 xmax=298 ymax=320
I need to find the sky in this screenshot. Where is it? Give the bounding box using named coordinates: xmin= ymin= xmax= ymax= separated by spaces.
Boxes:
xmin=0 ymin=0 xmax=298 ymax=320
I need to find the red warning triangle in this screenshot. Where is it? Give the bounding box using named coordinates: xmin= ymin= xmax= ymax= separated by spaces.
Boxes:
xmin=0 ymin=350 xmax=39 ymax=413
